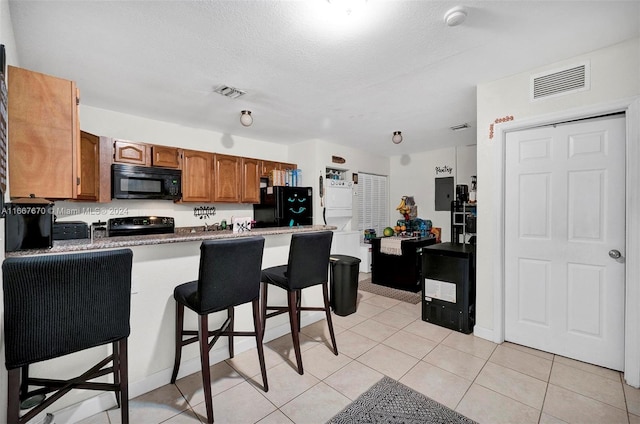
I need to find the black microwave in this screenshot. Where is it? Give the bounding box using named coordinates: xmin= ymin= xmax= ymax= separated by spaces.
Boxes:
xmin=112 ymin=164 xmax=182 ymax=200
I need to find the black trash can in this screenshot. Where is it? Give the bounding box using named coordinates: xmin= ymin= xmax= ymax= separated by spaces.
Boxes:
xmin=329 ymin=255 xmax=362 ymax=316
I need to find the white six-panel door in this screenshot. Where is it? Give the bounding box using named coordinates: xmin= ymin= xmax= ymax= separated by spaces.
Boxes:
xmin=505 ymin=115 xmax=626 ymax=370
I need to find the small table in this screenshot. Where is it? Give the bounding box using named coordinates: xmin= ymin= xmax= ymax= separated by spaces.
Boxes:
xmin=370 ymin=236 xmax=436 ymax=292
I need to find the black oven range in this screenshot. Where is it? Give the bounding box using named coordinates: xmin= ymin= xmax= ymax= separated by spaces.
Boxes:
xmin=107 ymin=216 xmax=174 ymax=237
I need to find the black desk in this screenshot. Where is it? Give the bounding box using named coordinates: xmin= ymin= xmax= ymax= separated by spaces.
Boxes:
xmin=370 ymin=236 xmax=436 ymax=292
xmin=421 ymin=242 xmax=476 ymax=333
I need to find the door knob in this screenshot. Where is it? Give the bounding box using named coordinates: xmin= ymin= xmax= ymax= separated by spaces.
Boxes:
xmin=609 ymin=249 xmax=622 ymax=259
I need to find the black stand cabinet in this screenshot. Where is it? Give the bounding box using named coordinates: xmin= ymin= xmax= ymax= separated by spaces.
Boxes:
xmin=371 ymin=236 xmax=436 ymax=292
xmin=421 ymin=242 xmax=476 ymax=333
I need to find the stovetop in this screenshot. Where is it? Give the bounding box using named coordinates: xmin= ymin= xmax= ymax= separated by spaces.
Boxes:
xmin=107 ymin=216 xmax=175 ymax=237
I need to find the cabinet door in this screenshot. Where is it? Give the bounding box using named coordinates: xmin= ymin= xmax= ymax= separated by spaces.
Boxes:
xmin=181 ymin=149 xmax=212 ymax=202
xmin=260 ymin=160 xmax=278 ymax=177
xmin=152 ymin=145 xmax=180 ymax=168
xmin=279 ymin=162 xmax=297 ymax=171
xmin=213 ymin=154 xmax=240 ymax=203
xmin=241 ymin=157 xmax=260 ymax=203
xmin=76 ymin=131 xmax=100 ymax=201
xmin=8 ymin=66 xmax=77 ymax=199
xmin=113 ymin=139 xmax=150 ymax=166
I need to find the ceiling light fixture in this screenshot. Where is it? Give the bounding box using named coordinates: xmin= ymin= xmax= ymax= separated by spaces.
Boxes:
xmin=444 ymin=6 xmax=467 ymax=27
xmin=392 ymin=131 xmax=403 ymax=144
xmin=240 ymin=110 xmax=253 ymax=127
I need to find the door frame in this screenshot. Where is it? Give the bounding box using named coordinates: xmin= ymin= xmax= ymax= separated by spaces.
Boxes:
xmin=492 ymin=97 xmax=640 ymax=386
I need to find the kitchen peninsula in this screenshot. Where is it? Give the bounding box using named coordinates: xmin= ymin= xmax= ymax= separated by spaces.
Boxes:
xmin=5 ymin=225 xmax=336 ymax=256
xmin=5 ymin=225 xmax=337 ymax=421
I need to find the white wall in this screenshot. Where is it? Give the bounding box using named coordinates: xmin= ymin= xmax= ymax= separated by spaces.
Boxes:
xmin=389 ymin=145 xmax=477 ymax=242
xmin=475 ymin=38 xmax=640 ymax=338
xmin=289 ymin=138 xmax=390 ymax=230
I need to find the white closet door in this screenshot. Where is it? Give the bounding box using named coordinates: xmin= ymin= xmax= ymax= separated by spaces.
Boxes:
xmin=505 ymin=115 xmax=625 ymax=370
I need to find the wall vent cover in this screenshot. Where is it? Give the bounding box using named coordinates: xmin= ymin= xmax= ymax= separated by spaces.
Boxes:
xmin=530 ymin=61 xmax=590 ymax=101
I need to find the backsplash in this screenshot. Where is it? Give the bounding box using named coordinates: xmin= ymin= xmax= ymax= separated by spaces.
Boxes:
xmin=53 ymin=199 xmax=254 ymax=229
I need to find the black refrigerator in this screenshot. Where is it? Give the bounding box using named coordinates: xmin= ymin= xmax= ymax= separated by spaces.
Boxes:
xmin=253 ymin=186 xmax=313 ymax=228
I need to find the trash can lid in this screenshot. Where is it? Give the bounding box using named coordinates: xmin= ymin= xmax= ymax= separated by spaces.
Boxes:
xmin=329 ymin=254 xmax=362 ymax=265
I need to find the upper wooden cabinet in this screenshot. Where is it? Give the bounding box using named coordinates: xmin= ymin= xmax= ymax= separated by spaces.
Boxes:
xmin=77 ymin=131 xmax=111 ymax=202
xmin=7 ymin=66 xmax=89 ymax=200
xmin=259 ymin=160 xmax=297 ymax=177
xmin=180 ymin=149 xmax=213 ymax=203
xmin=113 ymin=139 xmax=150 ymax=166
xmin=152 ymin=145 xmax=180 ymax=168
xmin=213 ymin=154 xmax=241 ymax=203
xmin=241 ymin=157 xmax=260 ymax=204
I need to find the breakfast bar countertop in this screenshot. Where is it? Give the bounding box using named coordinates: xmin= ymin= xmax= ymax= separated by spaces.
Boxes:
xmin=5 ymin=225 xmax=337 ymax=257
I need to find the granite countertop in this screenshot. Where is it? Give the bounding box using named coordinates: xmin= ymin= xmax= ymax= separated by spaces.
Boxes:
xmin=6 ymin=225 xmax=337 ymax=257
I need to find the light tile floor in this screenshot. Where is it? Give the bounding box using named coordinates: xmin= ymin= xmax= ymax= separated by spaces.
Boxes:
xmin=79 ymin=280 xmax=640 ymax=424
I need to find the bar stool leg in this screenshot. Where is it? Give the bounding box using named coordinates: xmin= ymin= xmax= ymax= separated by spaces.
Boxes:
xmin=260 ymin=282 xmax=268 ymax=337
xmin=199 ymin=314 xmax=214 ymax=424
xmin=7 ymin=368 xmax=20 ymax=424
xmin=322 ymin=281 xmax=338 ymax=355
xmin=170 ymin=302 xmax=185 ymax=384
xmin=228 ymin=306 xmax=235 ymax=359
xmin=252 ymin=298 xmax=269 ymax=392
xmin=118 ymin=338 xmax=130 ymax=424
xmin=113 ymin=341 xmax=121 ymax=408
xmin=287 ymin=290 xmax=304 ymax=375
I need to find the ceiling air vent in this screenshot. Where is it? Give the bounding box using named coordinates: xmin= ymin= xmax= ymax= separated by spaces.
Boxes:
xmin=530 ymin=61 xmax=590 ymax=101
xmin=214 ymin=84 xmax=246 ymax=99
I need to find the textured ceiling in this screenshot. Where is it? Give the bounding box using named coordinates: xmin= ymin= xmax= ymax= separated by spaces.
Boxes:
xmin=7 ymin=0 xmax=640 ymax=157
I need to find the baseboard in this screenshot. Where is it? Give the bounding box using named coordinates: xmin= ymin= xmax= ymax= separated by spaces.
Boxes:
xmin=50 ymin=311 xmax=326 ymax=423
xmin=472 ymin=325 xmax=499 ymax=343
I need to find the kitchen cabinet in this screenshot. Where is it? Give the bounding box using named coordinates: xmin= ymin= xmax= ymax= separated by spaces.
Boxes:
xmin=7 ymin=66 xmax=84 ymax=199
xmin=180 ymin=149 xmax=212 ymax=202
xmin=241 ymin=157 xmax=260 ymax=203
xmin=213 ymin=154 xmax=241 ymax=203
xmin=152 ymin=145 xmax=180 ymax=168
xmin=259 ymin=160 xmax=297 ymax=177
xmin=113 ymin=139 xmax=150 ymax=166
xmin=370 ymin=236 xmax=436 ymax=292
xmin=77 ymin=131 xmax=111 ymax=202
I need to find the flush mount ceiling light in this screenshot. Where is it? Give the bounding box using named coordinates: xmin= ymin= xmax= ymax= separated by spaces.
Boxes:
xmin=240 ymin=110 xmax=253 ymax=127
xmin=392 ymin=131 xmax=403 ymax=144
xmin=444 ymin=6 xmax=467 ymax=27
xmin=214 ymin=84 xmax=246 ymax=99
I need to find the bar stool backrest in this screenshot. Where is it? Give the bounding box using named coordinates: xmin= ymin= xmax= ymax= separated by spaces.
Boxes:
xmin=196 ymin=237 xmax=265 ymax=314
xmin=2 ymin=249 xmax=133 ymax=370
xmin=286 ymin=231 xmax=333 ymax=290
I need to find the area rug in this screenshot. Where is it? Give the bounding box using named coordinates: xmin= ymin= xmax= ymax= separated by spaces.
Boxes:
xmin=358 ymin=278 xmax=421 ymax=304
xmin=328 ymin=376 xmax=477 ymax=424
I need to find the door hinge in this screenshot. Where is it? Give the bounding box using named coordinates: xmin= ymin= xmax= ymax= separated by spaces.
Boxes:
xmin=77 ymin=177 xmax=81 ymax=186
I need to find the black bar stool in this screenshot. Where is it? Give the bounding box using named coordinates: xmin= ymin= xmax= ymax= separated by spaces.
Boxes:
xmin=170 ymin=237 xmax=268 ymax=424
xmin=261 ymin=231 xmax=336 ymax=375
xmin=2 ymin=249 xmax=133 ymax=424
